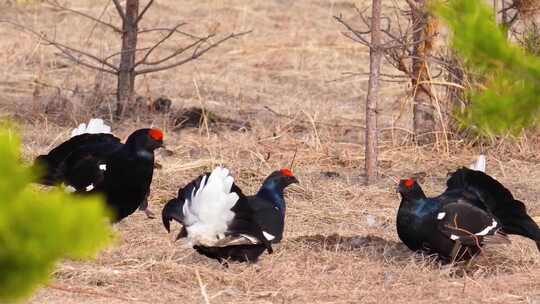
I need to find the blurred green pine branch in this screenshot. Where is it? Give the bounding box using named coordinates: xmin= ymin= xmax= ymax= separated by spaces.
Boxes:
xmin=435 ymin=0 xmax=540 ymax=135
xmin=0 ymin=126 xmax=113 ymax=301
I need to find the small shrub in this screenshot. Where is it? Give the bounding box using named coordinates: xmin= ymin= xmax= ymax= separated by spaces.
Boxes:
xmin=0 ymin=126 xmax=113 ymax=301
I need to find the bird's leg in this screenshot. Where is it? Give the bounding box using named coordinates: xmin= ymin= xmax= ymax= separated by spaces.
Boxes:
xmin=261 ymin=239 xmax=273 ymax=254
xmin=175 ymin=227 xmax=188 ymax=240
xmin=465 ymin=252 xmax=478 ymax=269
xmin=218 ymin=258 xmax=230 ymax=268
xmin=138 ymin=195 xmax=155 ymax=219
xmin=450 ymin=241 xmax=462 ymax=263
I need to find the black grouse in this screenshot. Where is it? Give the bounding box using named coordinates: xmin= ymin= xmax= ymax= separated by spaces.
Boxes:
xmin=162 ymin=166 xmax=298 ymax=263
xmin=34 ymin=119 xmax=164 ymax=222
xmin=397 ymin=156 xmax=540 ymax=262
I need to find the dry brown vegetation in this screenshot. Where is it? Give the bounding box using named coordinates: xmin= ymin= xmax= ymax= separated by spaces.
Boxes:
xmin=1 ymin=0 xmax=540 ymax=303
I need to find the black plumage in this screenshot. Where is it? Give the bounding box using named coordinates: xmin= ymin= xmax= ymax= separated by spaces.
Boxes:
xmin=162 ymin=168 xmax=298 ymax=263
xmin=445 ymin=167 xmax=540 ymax=252
xmin=34 ymin=127 xmax=164 ymax=222
xmin=35 ymin=133 xmax=120 ymax=186
xmin=396 ymin=166 xmax=540 ymax=262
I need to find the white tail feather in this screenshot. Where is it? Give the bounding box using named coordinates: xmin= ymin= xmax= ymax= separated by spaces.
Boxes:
xmin=71 ymin=118 xmax=111 ymax=137
xmin=469 ymin=154 xmax=486 ymax=172
xmin=182 ymin=166 xmax=239 ymax=247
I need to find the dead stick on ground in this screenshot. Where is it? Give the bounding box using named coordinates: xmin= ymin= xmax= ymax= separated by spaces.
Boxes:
xmin=195 ymin=270 xmax=211 ymax=304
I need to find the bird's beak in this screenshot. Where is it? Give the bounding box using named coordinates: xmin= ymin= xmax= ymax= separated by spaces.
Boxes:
xmin=163 ymin=148 xmax=174 ymax=156
xmin=158 ymin=142 xmax=175 ymax=156
xmin=290 ymin=176 xmax=299 ymax=184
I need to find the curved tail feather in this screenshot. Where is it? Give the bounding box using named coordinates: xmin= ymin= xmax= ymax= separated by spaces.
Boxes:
xmin=182 ymin=166 xmax=239 ymax=247
xmin=446 ymin=167 xmax=516 ymax=210
xmin=71 ymin=118 xmax=111 ymax=137
xmin=469 ymin=154 xmax=486 ymax=172
xmin=446 ymin=167 xmax=540 ymax=251
xmin=162 ymin=198 xmax=184 ymax=233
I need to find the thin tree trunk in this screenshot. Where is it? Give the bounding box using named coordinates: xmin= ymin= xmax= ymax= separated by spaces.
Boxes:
xmin=116 ymin=0 xmax=139 ymax=118
xmin=501 ymin=0 xmax=509 ymax=37
xmin=411 ymin=0 xmax=436 ymax=144
xmin=365 ymin=0 xmax=382 ymax=185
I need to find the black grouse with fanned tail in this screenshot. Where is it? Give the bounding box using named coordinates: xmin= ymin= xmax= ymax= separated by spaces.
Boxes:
xmin=33 ymin=119 xmax=164 ymax=222
xmin=397 ymin=178 xmax=507 ymax=262
xmin=162 ymin=167 xmax=298 ymax=263
xmin=444 ymin=167 xmax=540 ymax=252
xmin=397 ymin=156 xmax=540 ymax=261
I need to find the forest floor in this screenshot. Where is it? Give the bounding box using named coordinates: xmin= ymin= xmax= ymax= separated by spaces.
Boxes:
xmin=1 ymin=0 xmax=540 ymax=303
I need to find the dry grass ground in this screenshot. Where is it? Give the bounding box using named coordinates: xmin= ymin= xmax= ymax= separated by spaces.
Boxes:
xmin=1 ymin=0 xmax=540 ymax=303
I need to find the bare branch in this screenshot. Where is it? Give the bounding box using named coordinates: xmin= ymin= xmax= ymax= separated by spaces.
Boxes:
xmin=404 ymin=0 xmax=419 ymax=12
xmin=45 ymin=0 xmax=122 ymax=33
xmin=498 ymin=1 xmax=517 ymax=15
xmin=134 ymin=22 xmax=187 ymax=67
xmin=355 ymin=5 xmax=372 ymax=28
xmin=140 ymin=34 xmax=213 ymax=66
xmin=138 ymin=27 xmax=203 ymax=39
xmin=506 ymin=11 xmax=519 ymax=28
xmin=341 ymin=31 xmax=371 ymax=46
xmin=334 ymin=16 xmax=372 ymax=46
xmin=0 ymin=20 xmax=117 ymax=74
xmin=135 ymin=30 xmax=251 ymax=75
xmin=327 ymin=71 xmax=408 ymax=84
xmin=380 ymin=33 xmax=433 ymax=50
xmin=346 ymin=71 xmax=408 ymax=79
xmin=111 ymin=0 xmax=126 ymax=21
xmin=49 ymin=42 xmax=118 ymax=73
xmin=334 ymin=14 xmax=371 ymax=35
xmin=103 ymin=47 xmax=151 ymax=62
xmin=136 ymin=0 xmax=155 ymax=24
xmin=55 ymin=45 xmax=117 ymax=74
xmin=84 ymin=1 xmax=114 ymax=45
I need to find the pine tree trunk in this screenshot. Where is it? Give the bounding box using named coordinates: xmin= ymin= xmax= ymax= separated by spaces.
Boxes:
xmin=365 ymin=0 xmax=382 ymax=185
xmin=411 ymin=0 xmax=436 ymax=144
xmin=116 ymin=0 xmax=139 ymax=118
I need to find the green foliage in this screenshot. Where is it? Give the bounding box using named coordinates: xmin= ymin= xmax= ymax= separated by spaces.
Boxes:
xmin=435 ymin=0 xmax=540 ymax=134
xmin=0 ymin=127 xmax=113 ymax=301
